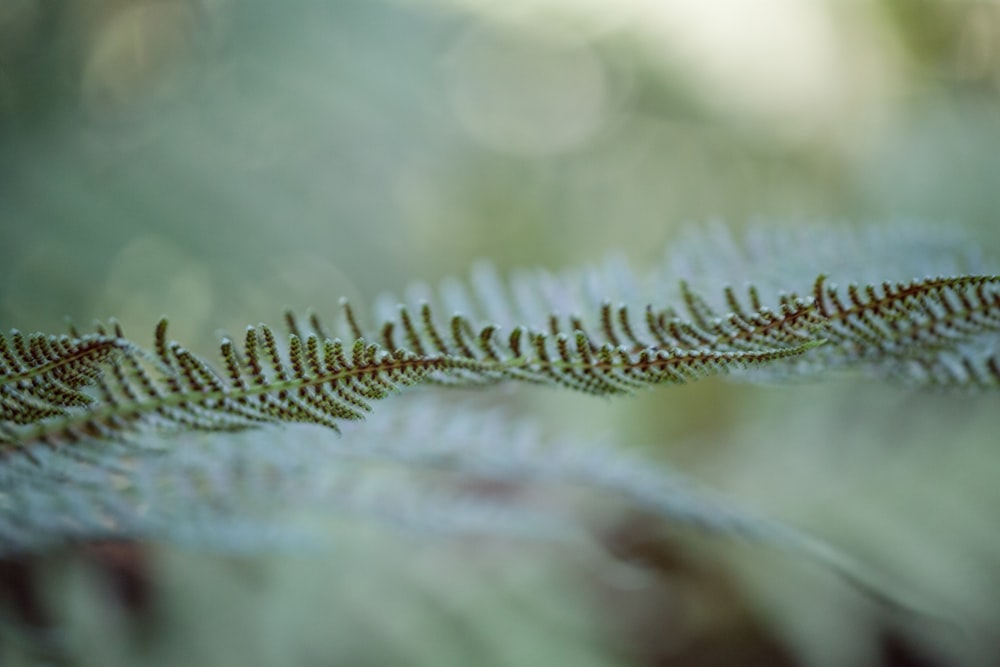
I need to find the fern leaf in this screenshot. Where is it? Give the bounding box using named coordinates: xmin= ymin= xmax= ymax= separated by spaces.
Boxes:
xmin=366 ymin=263 xmax=824 ymax=360
xmin=0 ymin=328 xmax=136 ymax=426
xmin=1 ymin=307 xmax=821 ymax=449
xmin=724 ymin=273 xmax=1000 ymax=384
xmin=0 ymin=395 xmax=915 ymax=618
xmin=811 ymin=274 xmax=1000 ymax=355
xmin=4 ymin=220 xmax=999 ymax=452
xmin=1 ymin=320 xmax=442 ymax=448
xmin=658 ymin=223 xmax=1000 ymax=385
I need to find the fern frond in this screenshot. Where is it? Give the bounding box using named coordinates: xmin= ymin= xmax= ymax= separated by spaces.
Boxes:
xmin=811 ymin=274 xmax=1000 ymax=356
xmin=6 ymin=231 xmax=999 ymax=449
xmin=2 ymin=221 xmax=993 ymax=632
xmin=728 ymin=274 xmax=1000 ymax=384
xmin=657 ymin=223 xmax=1000 ymax=384
xmin=356 ymin=254 xmax=1000 ymax=390
xmin=364 ymin=261 xmax=824 ymax=360
xmin=0 ymin=395 xmax=912 ymax=616
xmin=0 ymin=327 xmax=138 ymax=434
xmin=2 ymin=306 xmax=821 ymax=449
xmin=2 ymin=320 xmax=443 ymax=448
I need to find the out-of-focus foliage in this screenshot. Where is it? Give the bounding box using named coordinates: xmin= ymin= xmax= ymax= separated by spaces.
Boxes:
xmin=2 ymin=0 xmax=1000 ymax=665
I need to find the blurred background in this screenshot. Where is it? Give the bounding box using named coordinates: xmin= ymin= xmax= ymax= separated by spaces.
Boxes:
xmin=2 ymin=0 xmax=1000 ymax=665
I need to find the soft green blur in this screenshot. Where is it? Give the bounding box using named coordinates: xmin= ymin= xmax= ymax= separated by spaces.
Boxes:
xmin=2 ymin=1 xmax=1000 ymax=665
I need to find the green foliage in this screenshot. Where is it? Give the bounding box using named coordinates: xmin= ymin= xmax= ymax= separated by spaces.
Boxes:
xmin=0 ymin=222 xmax=997 ymax=621
xmin=1 ymin=281 xmax=824 ymax=449
xmin=3 ymin=248 xmax=997 ymax=449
